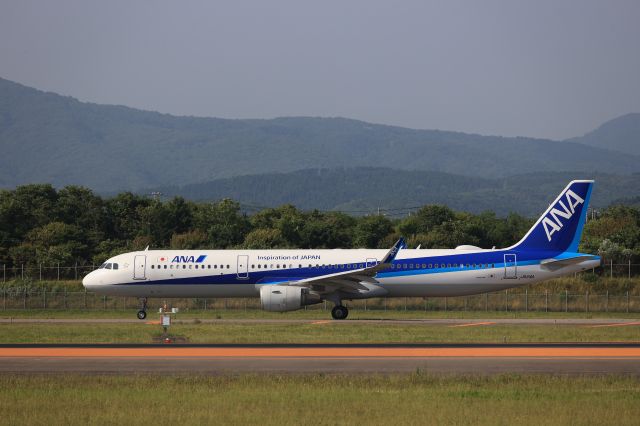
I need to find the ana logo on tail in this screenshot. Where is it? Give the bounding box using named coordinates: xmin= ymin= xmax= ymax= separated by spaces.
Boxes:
xmin=542 ymin=189 xmax=585 ymax=242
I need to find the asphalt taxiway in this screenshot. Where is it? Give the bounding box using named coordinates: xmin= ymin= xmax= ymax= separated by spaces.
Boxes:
xmin=1 ymin=343 xmax=639 ymax=375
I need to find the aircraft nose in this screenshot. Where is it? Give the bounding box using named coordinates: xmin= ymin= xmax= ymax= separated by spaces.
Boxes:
xmin=82 ymin=270 xmax=97 ymax=289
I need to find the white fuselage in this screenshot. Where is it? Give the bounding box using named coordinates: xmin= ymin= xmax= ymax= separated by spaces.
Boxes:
xmin=82 ymin=248 xmax=600 ymax=299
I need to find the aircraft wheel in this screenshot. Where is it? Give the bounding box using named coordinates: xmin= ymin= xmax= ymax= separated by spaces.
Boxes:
xmin=331 ymin=305 xmax=349 ymax=320
xmin=137 ymin=310 xmax=147 ymax=320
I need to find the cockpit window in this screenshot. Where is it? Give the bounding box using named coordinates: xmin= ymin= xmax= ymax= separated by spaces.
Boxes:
xmin=105 ymin=263 xmax=112 ymax=269
xmin=99 ymin=263 xmax=106 ymax=269
xmin=112 ymin=263 xmax=118 ymax=270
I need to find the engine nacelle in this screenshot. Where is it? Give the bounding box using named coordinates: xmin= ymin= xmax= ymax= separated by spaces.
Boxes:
xmin=260 ymin=285 xmax=321 ymax=312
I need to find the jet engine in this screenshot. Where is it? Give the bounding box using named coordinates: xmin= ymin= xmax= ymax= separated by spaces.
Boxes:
xmin=260 ymin=285 xmax=321 ymax=312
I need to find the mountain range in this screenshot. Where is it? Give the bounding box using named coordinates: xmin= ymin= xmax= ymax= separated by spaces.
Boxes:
xmin=568 ymin=113 xmax=640 ymax=156
xmin=1 ymin=76 xmax=640 ymax=214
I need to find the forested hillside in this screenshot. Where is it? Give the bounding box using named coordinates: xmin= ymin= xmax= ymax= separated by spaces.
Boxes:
xmin=2 ymin=77 xmax=640 ymax=192
xmin=1 ymin=184 xmax=638 ymax=268
xmin=147 ymin=169 xmax=640 ymax=216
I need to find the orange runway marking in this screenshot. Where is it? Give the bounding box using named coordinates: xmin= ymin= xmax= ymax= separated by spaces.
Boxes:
xmin=2 ymin=347 xmax=640 ymax=358
xmin=449 ymin=322 xmax=496 ymax=328
xmin=587 ymin=322 xmax=640 ymax=328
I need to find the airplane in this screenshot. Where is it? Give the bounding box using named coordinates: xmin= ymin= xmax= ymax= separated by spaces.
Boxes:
xmin=82 ymin=180 xmax=601 ymax=320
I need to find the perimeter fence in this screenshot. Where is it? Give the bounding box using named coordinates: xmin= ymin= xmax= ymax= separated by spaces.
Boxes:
xmin=2 ymin=261 xmax=640 ymax=313
xmin=2 ymin=289 xmax=640 ymax=313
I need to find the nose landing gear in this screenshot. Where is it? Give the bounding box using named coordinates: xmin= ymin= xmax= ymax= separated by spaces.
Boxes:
xmin=137 ymin=298 xmax=148 ymax=320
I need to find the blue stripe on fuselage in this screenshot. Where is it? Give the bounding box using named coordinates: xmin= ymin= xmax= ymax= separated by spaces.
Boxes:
xmin=114 ymin=248 xmax=572 ymax=286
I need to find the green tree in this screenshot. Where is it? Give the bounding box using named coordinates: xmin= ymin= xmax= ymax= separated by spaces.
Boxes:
xmin=26 ymin=222 xmax=88 ymax=266
xmin=399 ymin=205 xmax=455 ymax=237
xmin=353 ymin=215 xmax=394 ymax=248
xmin=243 ymin=228 xmax=286 ymax=249
xmin=57 ymin=186 xmax=110 ymax=248
xmin=299 ymin=211 xmax=356 ymax=248
xmin=170 ymin=230 xmax=209 ymax=249
xmin=106 ymin=192 xmax=151 ymax=242
xmin=194 ymin=199 xmax=250 ymax=248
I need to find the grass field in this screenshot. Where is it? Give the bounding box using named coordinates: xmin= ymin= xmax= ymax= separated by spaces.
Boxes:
xmin=2 ymin=308 xmax=640 ymax=320
xmin=1 ymin=321 xmax=639 ymax=344
xmin=1 ymin=374 xmax=639 ymax=425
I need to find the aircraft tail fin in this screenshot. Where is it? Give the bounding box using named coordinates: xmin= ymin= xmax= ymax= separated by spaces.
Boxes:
xmin=510 ymin=180 xmax=594 ymax=253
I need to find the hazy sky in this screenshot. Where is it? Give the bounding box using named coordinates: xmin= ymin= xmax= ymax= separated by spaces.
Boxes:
xmin=1 ymin=0 xmax=639 ymax=139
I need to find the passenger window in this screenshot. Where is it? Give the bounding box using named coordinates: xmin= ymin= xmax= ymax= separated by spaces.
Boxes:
xmin=428 ymin=264 xmax=432 ymax=268
xmin=151 ymin=265 xmax=154 ymax=269
xmin=227 ymin=265 xmax=230 ymax=269
xmin=447 ymin=264 xmax=451 ymax=268
xmin=207 ymin=265 xmax=211 ymax=269
xmin=164 ymin=265 xmax=167 ymax=269
xmin=183 ymin=265 xmax=186 ymax=269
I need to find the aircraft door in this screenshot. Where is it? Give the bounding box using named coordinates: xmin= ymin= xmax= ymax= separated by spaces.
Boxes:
xmin=133 ymin=255 xmax=146 ymax=280
xmin=366 ymin=258 xmax=378 ymax=268
xmin=504 ymin=254 xmax=517 ymax=279
xmin=237 ymin=255 xmax=249 ymax=279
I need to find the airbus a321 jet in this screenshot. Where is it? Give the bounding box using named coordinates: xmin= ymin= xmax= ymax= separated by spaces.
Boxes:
xmin=83 ymin=180 xmax=601 ymax=320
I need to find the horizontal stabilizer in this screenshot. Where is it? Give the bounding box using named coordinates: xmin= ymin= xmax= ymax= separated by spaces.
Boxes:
xmin=540 ymin=255 xmax=599 ymax=271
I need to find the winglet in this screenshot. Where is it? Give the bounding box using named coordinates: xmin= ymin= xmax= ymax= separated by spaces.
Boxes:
xmin=381 ymin=237 xmax=404 ymax=264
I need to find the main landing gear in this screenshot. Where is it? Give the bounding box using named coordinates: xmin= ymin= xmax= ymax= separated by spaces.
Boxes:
xmin=137 ymin=297 xmax=148 ymax=320
xmin=331 ymin=305 xmax=349 ymax=320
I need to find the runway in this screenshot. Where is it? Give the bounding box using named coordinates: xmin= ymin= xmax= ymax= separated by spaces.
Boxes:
xmin=2 ymin=343 xmax=639 ymax=375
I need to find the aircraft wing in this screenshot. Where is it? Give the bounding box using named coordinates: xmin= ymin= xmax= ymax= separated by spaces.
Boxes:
xmin=282 ymin=238 xmax=404 ymax=294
